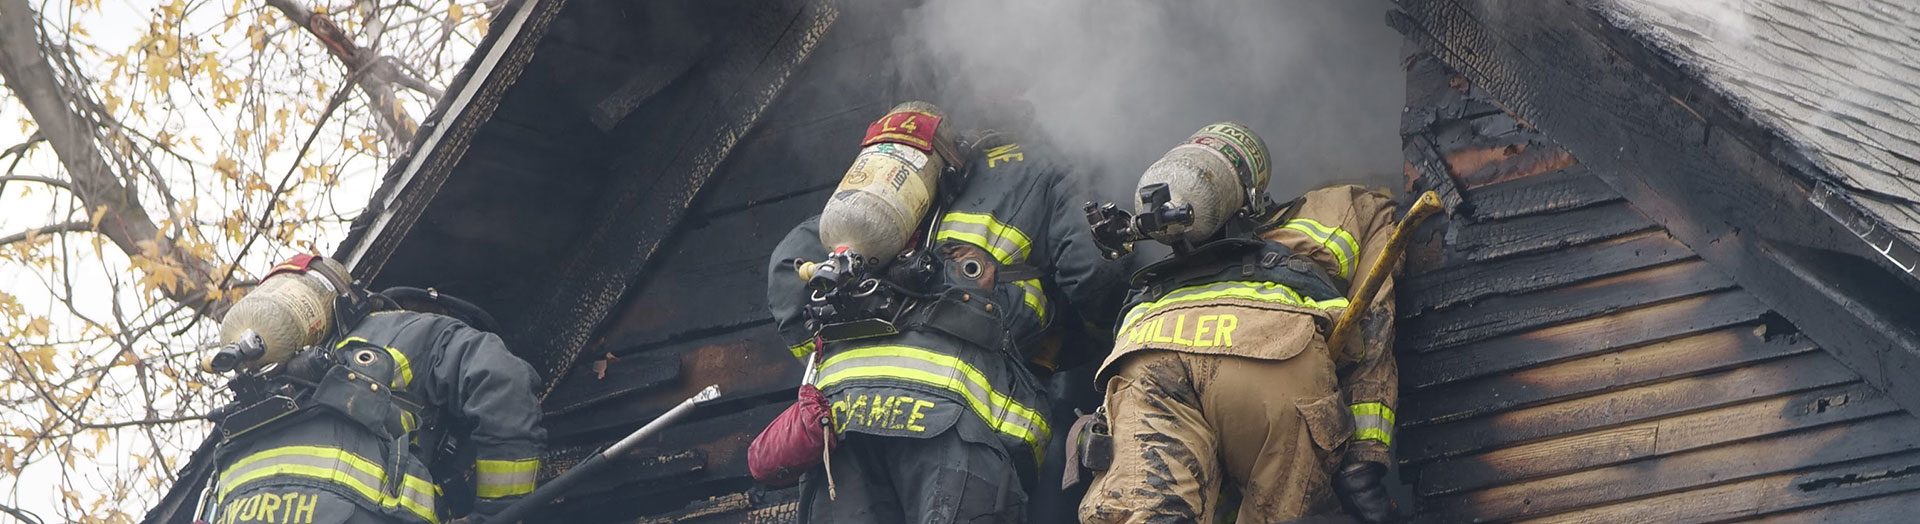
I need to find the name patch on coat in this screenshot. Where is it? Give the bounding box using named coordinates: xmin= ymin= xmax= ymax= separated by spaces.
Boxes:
xmin=1124 ymin=313 xmax=1239 ymax=348
xmin=218 ymin=491 xmax=321 ymax=524
xmin=831 ymin=391 xmax=962 ymax=439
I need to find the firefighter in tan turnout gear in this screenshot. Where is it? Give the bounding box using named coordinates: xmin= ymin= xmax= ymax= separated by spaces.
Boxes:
xmin=195 ymin=255 xmax=546 ymax=524
xmin=1077 ymin=123 xmax=1401 ymax=524
xmin=764 ymin=101 xmax=1126 ymax=523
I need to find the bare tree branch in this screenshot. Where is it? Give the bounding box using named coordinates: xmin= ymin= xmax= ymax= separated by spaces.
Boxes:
xmin=0 ymin=175 xmax=72 ymax=190
xmin=0 ymin=221 xmax=89 ymax=247
xmin=0 ymin=0 xmax=229 ymax=317
xmin=1 ymin=131 xmax=42 ymax=159
xmin=0 ymin=502 xmax=47 ymax=524
xmin=265 ymin=0 xmax=427 ymax=151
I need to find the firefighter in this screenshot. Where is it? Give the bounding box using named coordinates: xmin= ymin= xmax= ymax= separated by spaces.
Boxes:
xmin=197 ymin=255 xmax=546 ymax=524
xmin=1076 ymin=123 xmax=1401 ymax=524
xmin=764 ymin=101 xmax=1126 ymax=523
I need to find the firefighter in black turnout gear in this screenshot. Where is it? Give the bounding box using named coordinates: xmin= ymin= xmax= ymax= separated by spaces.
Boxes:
xmin=766 ymin=101 xmax=1125 ymax=523
xmin=196 ymin=255 xmax=545 ymax=524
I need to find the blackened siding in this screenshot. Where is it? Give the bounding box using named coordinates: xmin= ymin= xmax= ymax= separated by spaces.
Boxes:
xmin=1396 ymin=50 xmax=1920 ymax=523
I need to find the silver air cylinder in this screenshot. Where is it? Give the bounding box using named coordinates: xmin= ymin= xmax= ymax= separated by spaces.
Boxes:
xmin=818 ymin=102 xmax=949 ymax=260
xmin=1136 ymin=122 xmax=1272 ymax=245
xmin=210 ymin=270 xmax=335 ymax=371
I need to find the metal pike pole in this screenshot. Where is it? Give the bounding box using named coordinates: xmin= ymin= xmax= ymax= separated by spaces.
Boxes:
xmin=486 ymin=385 xmax=723 ymax=524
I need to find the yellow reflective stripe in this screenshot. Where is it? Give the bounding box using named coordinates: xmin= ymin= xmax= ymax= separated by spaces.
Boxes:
xmin=476 ymin=458 xmax=540 ymax=473
xmin=1120 ymin=281 xmax=1350 ymax=335
xmin=818 ymin=346 xmax=1050 ymax=460
xmin=1016 ymin=279 xmax=1047 ymax=323
xmin=790 ymin=338 xmax=818 ymax=359
xmin=1351 ymin=402 xmax=1394 ymax=446
xmin=217 ymin=446 xmax=438 ymax=524
xmin=475 ymin=482 xmax=535 ymax=498
xmin=334 ymin=337 xmax=414 ymax=388
xmin=936 ymin=211 xmax=1033 ymax=264
xmin=474 ymin=459 xmax=539 ymax=498
xmin=1354 ymin=428 xmax=1392 ymax=446
xmin=384 ymin=347 xmax=414 ymax=388
xmin=1284 ymin=218 xmax=1359 ymax=280
xmin=1349 ymin=402 xmax=1396 ymax=424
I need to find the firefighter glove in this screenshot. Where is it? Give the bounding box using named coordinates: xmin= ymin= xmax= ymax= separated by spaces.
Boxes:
xmin=1333 ymin=460 xmax=1400 ymax=524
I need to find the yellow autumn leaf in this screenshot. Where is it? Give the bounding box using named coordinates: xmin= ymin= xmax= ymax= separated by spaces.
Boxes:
xmin=211 ymin=154 xmax=239 ymax=177
xmin=24 ymin=316 xmax=51 ymax=338
xmin=90 ymin=204 xmax=110 ymax=230
xmin=23 ymin=345 xmax=57 ymax=374
xmin=449 ymin=2 xmax=465 ymax=25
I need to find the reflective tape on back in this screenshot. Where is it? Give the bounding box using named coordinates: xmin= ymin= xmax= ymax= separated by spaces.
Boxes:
xmin=817 ymin=346 xmax=1050 ymax=461
xmin=1120 ymin=280 xmax=1349 ymax=335
xmin=217 ymin=446 xmax=437 ymax=524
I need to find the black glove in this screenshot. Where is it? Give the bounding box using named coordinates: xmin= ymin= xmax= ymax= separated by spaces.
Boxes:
xmin=1333 ymin=461 xmax=1399 ymax=524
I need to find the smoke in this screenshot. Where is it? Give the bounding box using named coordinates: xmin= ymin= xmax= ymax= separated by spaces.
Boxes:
xmin=886 ymin=0 xmax=1407 ymax=203
xmin=1619 ymin=0 xmax=1753 ymax=45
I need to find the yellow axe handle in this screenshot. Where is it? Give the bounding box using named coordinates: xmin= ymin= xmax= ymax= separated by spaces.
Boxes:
xmin=1325 ymin=191 xmax=1442 ymax=352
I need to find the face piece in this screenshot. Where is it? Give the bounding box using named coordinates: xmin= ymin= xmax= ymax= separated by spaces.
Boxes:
xmin=1134 ymin=122 xmax=1273 ymax=245
xmin=817 ymin=102 xmax=954 ymax=261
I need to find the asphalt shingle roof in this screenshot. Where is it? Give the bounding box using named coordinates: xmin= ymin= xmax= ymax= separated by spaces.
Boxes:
xmin=1604 ymin=0 xmax=1920 ymax=264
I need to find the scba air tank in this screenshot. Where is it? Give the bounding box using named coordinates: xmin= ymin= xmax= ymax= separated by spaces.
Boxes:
xmin=1136 ymin=122 xmax=1272 ymax=245
xmin=818 ymin=102 xmax=951 ymax=260
xmin=211 ymin=260 xmax=340 ymax=371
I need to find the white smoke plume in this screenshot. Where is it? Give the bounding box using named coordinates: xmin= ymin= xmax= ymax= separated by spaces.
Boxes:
xmin=1619 ymin=0 xmax=1753 ymax=45
xmin=887 ymin=0 xmax=1408 ymax=203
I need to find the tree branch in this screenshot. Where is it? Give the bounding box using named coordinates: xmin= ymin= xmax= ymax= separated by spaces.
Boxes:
xmin=0 ymin=221 xmax=90 ymax=247
xmin=0 ymin=502 xmax=46 ymax=524
xmin=0 ymin=0 xmax=230 ymax=317
xmin=0 ymin=175 xmax=72 ymax=191
xmin=265 ymin=0 xmax=424 ymax=151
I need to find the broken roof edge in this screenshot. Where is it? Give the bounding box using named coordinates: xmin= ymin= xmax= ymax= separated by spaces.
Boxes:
xmin=330 ymin=0 xmax=563 ymax=281
xmin=1584 ymin=0 xmax=1920 ymax=283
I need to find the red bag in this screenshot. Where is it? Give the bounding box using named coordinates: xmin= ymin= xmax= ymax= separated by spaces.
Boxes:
xmin=748 ymin=383 xmax=837 ymax=487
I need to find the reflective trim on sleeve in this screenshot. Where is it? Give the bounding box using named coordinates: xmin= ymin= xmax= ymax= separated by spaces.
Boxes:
xmin=216 ymin=445 xmax=438 ymax=524
xmin=1014 ymin=279 xmax=1048 ymax=323
xmin=335 ymin=337 xmax=414 ymax=388
xmin=1119 ymin=281 xmax=1350 ymax=335
xmin=1350 ymin=402 xmax=1395 ymax=446
xmin=817 ymin=345 xmax=1050 ymax=463
xmin=936 ymin=211 xmax=1033 ymax=265
xmin=1284 ymin=218 xmax=1359 ymax=280
xmin=474 ymin=459 xmax=539 ymax=498
xmin=936 ymin=211 xmax=1048 ymax=321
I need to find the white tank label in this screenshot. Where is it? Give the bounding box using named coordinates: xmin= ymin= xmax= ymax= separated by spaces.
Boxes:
xmin=863 ymin=143 xmax=930 ymax=170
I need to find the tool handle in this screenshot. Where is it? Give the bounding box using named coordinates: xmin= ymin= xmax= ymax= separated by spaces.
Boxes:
xmin=484 ymin=385 xmax=720 ymax=524
xmin=1326 ymin=191 xmax=1441 ymax=352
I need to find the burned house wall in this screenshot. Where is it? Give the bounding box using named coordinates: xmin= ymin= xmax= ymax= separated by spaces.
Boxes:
xmin=1395 ymin=46 xmax=1920 ymax=522
xmin=510 ymin=2 xmax=1410 ymax=523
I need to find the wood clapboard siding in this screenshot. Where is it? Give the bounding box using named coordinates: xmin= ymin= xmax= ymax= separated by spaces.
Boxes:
xmin=519 ymin=5 xmax=915 ymax=523
xmin=1396 ymin=49 xmax=1920 ymax=523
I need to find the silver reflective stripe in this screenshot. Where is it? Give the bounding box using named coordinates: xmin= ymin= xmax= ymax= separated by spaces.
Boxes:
xmin=215 ymin=446 xmax=438 ymax=523
xmin=1351 ymin=402 xmax=1395 ymax=446
xmin=817 ymin=347 xmax=1050 ymax=459
xmin=1014 ymin=279 xmax=1048 ymax=322
xmin=936 ymin=211 xmax=1032 ymax=265
xmin=474 ymin=459 xmax=539 ymax=498
xmin=219 ymin=453 xmax=383 ymax=500
xmin=1119 ymin=280 xmax=1350 ymax=334
xmin=1284 ymin=218 xmax=1359 ymax=279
